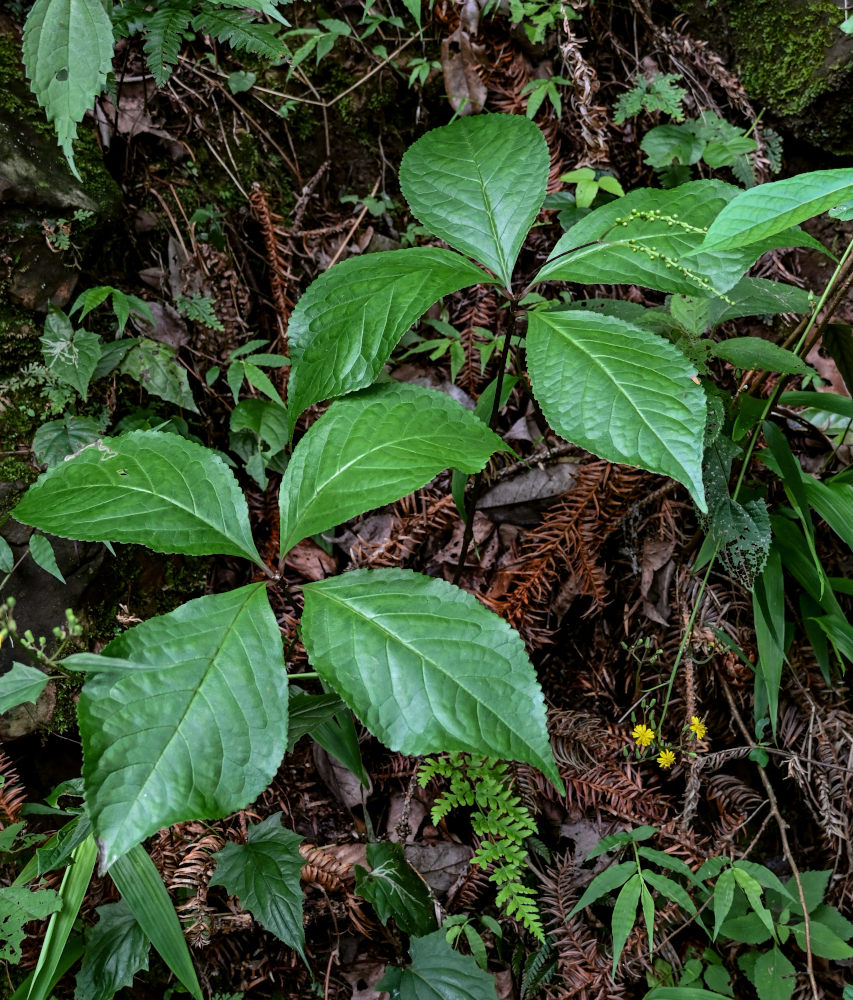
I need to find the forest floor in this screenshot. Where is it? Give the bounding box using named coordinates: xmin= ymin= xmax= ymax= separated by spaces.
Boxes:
xmin=2 ymin=2 xmax=853 ymax=999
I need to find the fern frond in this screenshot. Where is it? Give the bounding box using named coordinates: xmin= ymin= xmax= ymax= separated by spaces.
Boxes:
xmin=142 ymin=0 xmax=193 ymax=87
xmin=191 ymin=9 xmax=284 ymax=60
xmin=418 ymin=753 xmax=544 ymax=940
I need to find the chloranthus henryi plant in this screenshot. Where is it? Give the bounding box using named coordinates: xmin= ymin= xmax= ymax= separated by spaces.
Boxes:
xmin=9 ymin=113 xmax=853 ymax=991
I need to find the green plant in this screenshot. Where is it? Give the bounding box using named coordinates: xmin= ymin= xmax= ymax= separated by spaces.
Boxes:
xmin=8 ymin=113 xmax=853 ymax=991
xmin=419 ymin=753 xmax=543 ymax=939
xmin=520 ymin=75 xmax=572 ymax=119
xmin=21 ymin=0 xmax=290 ymax=177
xmin=641 ymin=112 xmax=762 ymax=188
xmin=613 ymin=72 xmax=687 ymax=124
xmin=443 ymin=913 xmax=503 ymax=971
xmin=573 ymin=825 xmax=853 ymax=997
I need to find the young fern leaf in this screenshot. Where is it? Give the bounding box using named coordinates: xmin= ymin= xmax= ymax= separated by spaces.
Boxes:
xmin=22 ymin=0 xmax=115 ymax=179
xmin=191 ymin=9 xmax=284 ymax=59
xmin=419 ymin=753 xmax=545 ymax=941
xmin=142 ymin=0 xmax=193 ymax=87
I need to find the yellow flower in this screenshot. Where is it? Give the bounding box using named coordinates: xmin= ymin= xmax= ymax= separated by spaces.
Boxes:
xmin=631 ymin=723 xmax=655 ymax=748
xmin=657 ymin=749 xmax=676 ymax=769
xmin=689 ymin=716 xmax=707 ymax=740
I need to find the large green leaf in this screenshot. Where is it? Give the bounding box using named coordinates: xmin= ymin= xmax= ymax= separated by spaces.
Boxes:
xmin=698 ymin=169 xmax=853 ymax=252
xmin=108 ymin=845 xmax=201 ymax=1000
xmin=301 ymin=568 xmax=561 ymax=787
xmin=287 ymin=248 xmax=490 ymax=428
xmin=399 ymin=114 xmax=549 ymax=287
xmin=526 ymin=308 xmax=706 ymax=510
xmin=74 ymin=901 xmax=149 ymax=1000
xmin=378 ymin=929 xmax=497 ymax=1000
xmin=14 ymin=431 xmax=262 ymax=565
xmin=209 ymin=813 xmax=306 ymax=964
xmin=279 ymin=381 xmax=506 ymax=555
xmin=65 ymin=584 xmax=288 ymax=868
xmin=354 ymin=841 xmax=437 ymax=938
xmin=534 ymin=182 xmax=818 ymax=295
xmin=22 ymin=0 xmax=115 ymax=177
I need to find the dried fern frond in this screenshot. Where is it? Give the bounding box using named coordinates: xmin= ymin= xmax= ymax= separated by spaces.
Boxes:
xmin=0 ymin=751 xmax=27 ymax=825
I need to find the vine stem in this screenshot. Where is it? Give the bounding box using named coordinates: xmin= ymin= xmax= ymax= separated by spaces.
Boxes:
xmin=452 ymin=294 xmax=519 ymax=586
xmin=721 ymin=680 xmax=820 ymax=1000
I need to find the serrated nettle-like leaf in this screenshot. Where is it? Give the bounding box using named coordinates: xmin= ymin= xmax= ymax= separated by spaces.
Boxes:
xmin=399 ymin=114 xmax=549 ymax=287
xmin=0 ymin=662 xmax=50 ymax=714
xmin=712 ymin=337 xmax=815 ymax=375
xmin=287 ymin=247 xmax=491 ymax=427
xmin=14 ymin=431 xmax=262 ymax=565
xmin=526 ymin=309 xmax=707 ymax=510
xmin=301 ymin=568 xmax=562 ymax=788
xmin=22 ymin=0 xmax=115 ymax=177
xmin=33 ymin=415 xmax=102 ymax=468
xmin=698 ymin=168 xmax=853 ymax=252
xmin=378 ymin=929 xmax=498 ymax=1000
xmin=279 ymin=381 xmax=506 ymax=555
xmin=209 ymin=813 xmax=307 ymax=964
xmin=40 ymin=309 xmax=101 ymax=400
xmin=534 ymin=181 xmax=820 ymax=295
xmin=120 ymin=339 xmax=198 ymax=413
xmin=66 ymin=584 xmax=287 ymax=868
xmin=354 ymin=841 xmax=437 ymax=938
xmin=74 ymin=901 xmax=149 ymax=1000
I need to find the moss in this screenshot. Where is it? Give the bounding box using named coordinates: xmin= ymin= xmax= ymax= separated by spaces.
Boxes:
xmin=728 ymin=0 xmax=842 ymax=117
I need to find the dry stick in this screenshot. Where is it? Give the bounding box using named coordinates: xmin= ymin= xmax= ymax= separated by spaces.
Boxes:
xmin=720 ymin=680 xmax=820 ymax=1000
xmin=325 ymin=177 xmax=380 ymax=270
xmin=452 ymin=298 xmax=519 ymax=586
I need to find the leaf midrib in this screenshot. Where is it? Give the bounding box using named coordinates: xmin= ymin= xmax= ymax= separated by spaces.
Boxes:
xmin=312 ymin=586 xmax=541 ymax=760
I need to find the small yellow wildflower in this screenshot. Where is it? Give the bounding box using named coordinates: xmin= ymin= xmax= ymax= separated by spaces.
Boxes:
xmin=689 ymin=716 xmax=707 ymax=740
xmin=657 ymin=749 xmax=676 ymax=769
xmin=631 ymin=723 xmax=655 ymax=748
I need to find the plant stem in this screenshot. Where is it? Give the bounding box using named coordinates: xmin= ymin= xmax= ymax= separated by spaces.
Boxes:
xmin=288 ymin=671 xmax=319 ymax=681
xmin=452 ymin=296 xmax=519 ymax=585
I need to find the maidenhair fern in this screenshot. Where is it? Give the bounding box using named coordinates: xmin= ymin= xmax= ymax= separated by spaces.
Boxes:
xmin=419 ymin=753 xmax=545 ymax=941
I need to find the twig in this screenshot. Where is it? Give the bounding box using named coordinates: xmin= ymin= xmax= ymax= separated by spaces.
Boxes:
xmin=325 ymin=178 xmax=380 ymax=270
xmin=721 ymin=680 xmax=820 ymax=1000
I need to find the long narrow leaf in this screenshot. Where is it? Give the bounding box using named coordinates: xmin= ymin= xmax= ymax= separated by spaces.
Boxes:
xmin=27 ymin=835 xmax=97 ymax=1000
xmin=109 ymin=845 xmax=202 ymax=1000
xmin=752 ymin=547 xmax=785 ymax=736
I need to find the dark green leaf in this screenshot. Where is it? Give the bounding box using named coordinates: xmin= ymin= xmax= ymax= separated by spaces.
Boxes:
xmin=354 ymin=841 xmax=437 ymax=937
xmin=279 ymin=381 xmax=505 ymax=555
xmin=29 ymin=533 xmax=65 ymax=583
xmin=32 ymin=416 xmax=102 ymax=467
xmin=301 ymin=569 xmax=561 ymax=788
xmin=287 ymin=248 xmax=490 ymax=428
xmin=711 ymin=338 xmax=814 ymax=375
xmin=745 ymin=945 xmax=795 ymax=1000
xmin=611 ymin=873 xmax=641 ymax=976
xmin=752 ymin=547 xmax=785 ymax=735
xmin=0 ymin=663 xmax=49 ymax=713
xmin=789 ymin=919 xmax=853 ymax=959
xmin=399 ymin=114 xmax=549 ymax=287
xmin=0 ymin=537 xmax=12 ymax=574
xmin=68 ymin=584 xmax=287 ymax=868
xmin=120 ymin=338 xmax=198 ymax=412
xmin=378 ymin=929 xmax=498 ymax=1000
xmin=287 ymin=691 xmax=348 ymax=749
xmin=712 ymin=868 xmax=736 ymax=939
xmin=210 ymin=813 xmax=306 ymax=964
xmin=74 ymin=900 xmax=149 ymax=1000
xmin=527 ymin=308 xmax=706 ymax=510
xmin=567 ymin=861 xmax=636 ymax=917
xmin=15 ymin=431 xmax=263 ymax=565
xmin=40 ymin=309 xmax=101 ymax=399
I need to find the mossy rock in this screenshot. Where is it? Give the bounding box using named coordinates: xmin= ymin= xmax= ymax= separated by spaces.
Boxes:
xmin=676 ymin=0 xmax=853 ymax=153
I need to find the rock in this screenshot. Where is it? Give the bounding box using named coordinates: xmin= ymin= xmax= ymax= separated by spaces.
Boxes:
xmin=676 ymin=0 xmax=853 ymax=154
